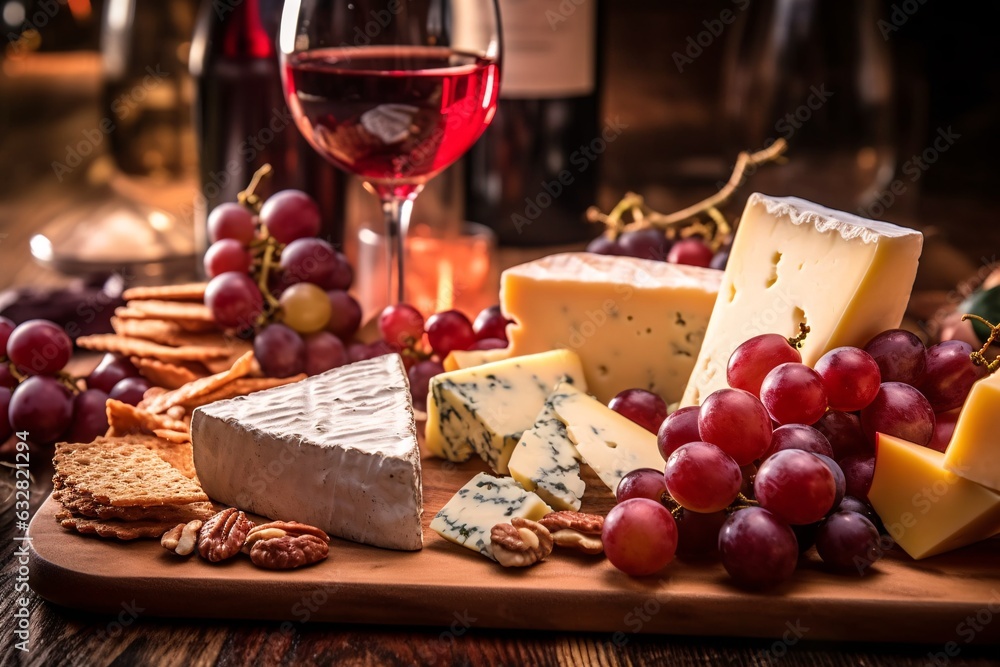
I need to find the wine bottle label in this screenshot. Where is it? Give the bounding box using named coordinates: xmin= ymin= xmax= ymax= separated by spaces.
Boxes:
xmin=498 ymin=0 xmax=597 ymax=98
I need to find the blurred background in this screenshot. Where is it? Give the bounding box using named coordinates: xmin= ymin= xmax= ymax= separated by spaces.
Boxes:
xmin=0 ymin=0 xmax=997 ymax=313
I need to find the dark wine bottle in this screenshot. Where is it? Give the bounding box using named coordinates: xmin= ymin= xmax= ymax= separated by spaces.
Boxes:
xmin=465 ymin=0 xmax=603 ymax=246
xmin=189 ymin=0 xmax=344 ymax=254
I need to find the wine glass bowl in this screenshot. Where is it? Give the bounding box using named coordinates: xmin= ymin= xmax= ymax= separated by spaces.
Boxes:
xmin=279 ymin=0 xmax=501 ymax=303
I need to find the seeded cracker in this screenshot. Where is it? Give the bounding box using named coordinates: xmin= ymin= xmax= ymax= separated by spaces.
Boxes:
xmin=53 ymin=439 xmax=208 ymax=507
xmin=53 ymin=489 xmax=213 ymax=522
xmin=55 ymin=511 xmax=186 ymax=540
xmin=122 ymin=283 xmax=208 ymax=302
xmin=142 ymin=351 xmax=255 ymax=414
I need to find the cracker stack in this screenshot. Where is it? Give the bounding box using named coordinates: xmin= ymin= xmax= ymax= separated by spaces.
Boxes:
xmin=76 ymin=283 xmax=254 ymax=389
xmin=53 ymin=436 xmax=214 ymax=540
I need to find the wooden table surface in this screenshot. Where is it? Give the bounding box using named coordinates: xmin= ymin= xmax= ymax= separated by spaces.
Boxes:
xmin=3 ymin=62 xmax=1000 ymax=665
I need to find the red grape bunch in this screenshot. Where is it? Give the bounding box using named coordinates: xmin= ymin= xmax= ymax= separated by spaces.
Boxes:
xmin=201 ymin=168 xmax=364 ymax=379
xmin=600 ymin=324 xmax=993 ymax=586
xmin=376 ymin=303 xmax=512 ymax=411
xmin=0 ymin=318 xmax=153 ymax=447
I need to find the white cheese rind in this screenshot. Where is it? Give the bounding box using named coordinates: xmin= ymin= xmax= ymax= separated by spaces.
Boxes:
xmin=681 ymin=193 xmax=923 ymax=406
xmin=425 ymin=349 xmax=587 ymax=473
xmin=429 ymin=472 xmax=552 ymax=560
xmin=508 ymin=389 xmax=584 ymax=511
xmin=501 ymin=252 xmax=721 ymax=404
xmin=191 ymin=354 xmax=423 ymax=551
xmin=549 ymin=383 xmax=664 ymax=492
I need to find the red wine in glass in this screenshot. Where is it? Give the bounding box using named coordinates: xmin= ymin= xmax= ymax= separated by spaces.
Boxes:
xmin=284 ymin=45 xmax=500 ymax=198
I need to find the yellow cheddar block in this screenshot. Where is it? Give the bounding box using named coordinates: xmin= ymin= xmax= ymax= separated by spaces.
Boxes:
xmin=943 ymin=371 xmax=1000 ymax=492
xmin=442 ymin=347 xmax=512 ymax=372
xmin=869 ymin=433 xmax=1000 ymax=559
xmin=502 ymin=252 xmax=720 ymax=404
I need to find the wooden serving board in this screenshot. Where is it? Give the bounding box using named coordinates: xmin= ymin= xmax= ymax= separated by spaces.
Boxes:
xmin=28 ymin=444 xmax=1000 ymax=644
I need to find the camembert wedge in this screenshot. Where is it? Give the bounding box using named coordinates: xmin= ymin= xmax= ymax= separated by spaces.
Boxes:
xmin=191 ymin=354 xmax=423 ymax=551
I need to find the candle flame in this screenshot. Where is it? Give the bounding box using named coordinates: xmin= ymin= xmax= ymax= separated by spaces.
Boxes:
xmin=435 ymin=259 xmax=454 ymax=314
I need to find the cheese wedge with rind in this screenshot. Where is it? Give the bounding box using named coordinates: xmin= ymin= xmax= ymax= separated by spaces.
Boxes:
xmin=502 ymin=252 xmax=720 ymax=404
xmin=869 ymin=433 xmax=1000 ymax=560
xmin=191 ymin=354 xmax=423 ymax=551
xmin=549 ymin=383 xmax=663 ymax=493
xmin=682 ymin=193 xmax=923 ymax=406
xmin=430 ymin=472 xmax=552 ymax=560
xmin=425 ymin=349 xmax=587 ymax=473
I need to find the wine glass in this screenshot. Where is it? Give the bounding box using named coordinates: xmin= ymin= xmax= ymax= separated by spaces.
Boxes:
xmin=279 ymin=0 xmax=501 ymax=304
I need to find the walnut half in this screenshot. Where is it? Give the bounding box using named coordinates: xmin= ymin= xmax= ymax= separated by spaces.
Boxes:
xmin=490 ymin=517 xmax=553 ymax=567
xmin=161 ymin=520 xmax=203 ymax=557
xmin=250 ymin=534 xmax=329 ymax=570
xmin=198 ymin=508 xmax=253 ymax=562
xmin=538 ymin=510 xmax=605 ymax=555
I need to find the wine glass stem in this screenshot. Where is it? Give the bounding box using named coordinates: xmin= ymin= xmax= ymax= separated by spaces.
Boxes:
xmin=381 ymin=196 xmax=414 ymax=305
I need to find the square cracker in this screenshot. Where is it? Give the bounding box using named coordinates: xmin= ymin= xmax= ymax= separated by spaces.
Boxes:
xmin=122 ymin=283 xmax=208 ymax=302
xmin=77 ymin=335 xmax=231 ymax=362
xmin=114 ymin=308 xmax=218 ymax=332
xmin=53 ymin=439 xmax=208 ymax=507
xmin=142 ymin=351 xmax=255 ymax=415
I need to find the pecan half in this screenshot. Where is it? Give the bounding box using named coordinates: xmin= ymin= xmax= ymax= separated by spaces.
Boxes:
xmin=250 ymin=534 xmax=329 ymax=570
xmin=538 ymin=510 xmax=604 ymax=555
xmin=242 ymin=520 xmax=330 ymax=554
xmin=490 ymin=517 xmax=553 ymax=567
xmin=198 ymin=508 xmax=253 ymax=562
xmin=161 ymin=520 xmax=203 ymax=556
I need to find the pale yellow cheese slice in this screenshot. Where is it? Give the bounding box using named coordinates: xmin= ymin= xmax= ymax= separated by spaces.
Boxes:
xmin=943 ymin=371 xmax=1000 ymax=491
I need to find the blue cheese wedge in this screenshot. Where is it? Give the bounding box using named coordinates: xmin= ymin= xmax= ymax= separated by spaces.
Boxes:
xmin=191 ymin=354 xmax=423 ymax=551
xmin=425 ymin=349 xmax=587 ymax=474
xmin=550 ymin=383 xmax=664 ymax=493
xmin=507 ymin=388 xmax=585 ymax=511
xmin=430 ymin=472 xmax=552 ymax=560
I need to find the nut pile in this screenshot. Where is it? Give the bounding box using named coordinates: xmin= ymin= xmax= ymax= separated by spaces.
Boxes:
xmin=162 ymin=510 xmax=331 ymax=571
xmin=489 ymin=511 xmax=605 ymax=568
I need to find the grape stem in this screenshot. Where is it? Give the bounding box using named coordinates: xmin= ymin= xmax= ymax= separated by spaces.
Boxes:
xmin=585 ymin=138 xmax=788 ymax=249
xmin=238 ymin=164 xmax=273 ymax=215
xmin=4 ymin=359 xmax=80 ymax=394
xmin=786 ymin=323 xmax=811 ymax=349
xmin=962 ymin=314 xmax=1000 ymax=373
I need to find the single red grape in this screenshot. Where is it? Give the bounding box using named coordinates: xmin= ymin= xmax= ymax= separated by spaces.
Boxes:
xmin=379 ymin=304 xmax=425 ymax=348
xmin=840 ymin=454 xmax=875 ymax=501
xmin=87 ymin=353 xmax=139 ymax=394
xmin=754 ymin=449 xmax=837 ymax=525
xmin=718 ymin=507 xmax=798 ymax=589
xmin=303 ymin=332 xmax=347 ymax=376
xmin=426 ymin=310 xmax=475 ymax=357
xmin=657 ymin=405 xmax=700 ymax=461
xmin=586 ymin=235 xmax=624 ymax=256
xmin=609 ymin=388 xmax=667 ymax=434
xmin=727 ymin=333 xmax=802 ymax=397
xmin=760 ymin=362 xmax=828 ymax=425
xmin=408 ymin=359 xmax=444 ymax=412
xmin=109 ymin=376 xmax=152 ymax=406
xmin=326 ymin=290 xmax=362 ymax=340
xmin=279 ymin=238 xmax=339 ymax=289
xmin=204 ymin=239 xmax=252 ymax=278
xmin=813 ymin=410 xmax=871 ymax=461
xmin=254 ymin=324 xmax=306 ymax=378
xmin=616 ymin=468 xmax=667 ymax=504
xmin=667 ymin=238 xmax=714 ymax=267
xmin=471 ymin=338 xmax=507 ymax=351
xmin=763 ymin=424 xmax=834 ymax=460
xmin=205 ymin=272 xmax=264 ymax=330
xmin=859 ymin=382 xmax=935 ymax=447
xmin=816 ymin=511 xmax=882 ymax=573
xmin=208 ymin=202 xmax=256 ymax=244
xmin=863 ymin=329 xmax=926 ymax=385
xmin=7 ymin=320 xmax=72 ymax=376
xmin=472 ymin=305 xmax=511 ymax=342
xmin=698 ymin=388 xmax=773 ymax=466
xmin=814 ymin=347 xmax=881 ymax=412
xmin=602 ymin=498 xmax=678 ymax=576
xmin=618 ymin=229 xmax=670 ymax=262
xmin=664 ymin=442 xmax=742 ymax=513
xmin=927 ymin=408 xmax=961 ymax=453
xmin=259 ymin=190 xmax=321 ymax=243
xmin=919 ymin=340 xmax=989 ymax=412
xmin=66 ymin=389 xmax=111 ymax=443
xmin=9 ymin=376 xmax=73 ymax=443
